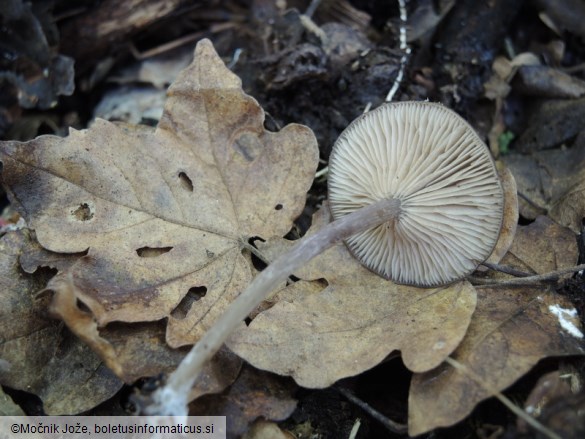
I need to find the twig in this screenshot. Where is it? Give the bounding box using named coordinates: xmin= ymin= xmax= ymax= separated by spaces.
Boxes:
xmin=386 ymin=0 xmax=412 ymax=102
xmin=300 ymin=0 xmax=327 ymax=44
xmin=562 ymin=61 xmax=585 ymax=74
xmin=517 ymin=191 xmax=547 ymax=214
xmin=445 ymin=357 xmax=562 ymax=439
xmin=348 ymin=418 xmax=361 ymax=439
xmin=227 ymin=48 xmax=243 ymax=70
xmin=480 ymin=262 xmax=533 ymax=277
xmin=314 ymin=165 xmax=329 ymax=179
xmin=337 ymin=387 xmax=408 ymax=435
xmin=470 ymin=263 xmax=585 ymax=286
xmin=305 ymin=0 xmax=323 ymax=18
xmin=129 ymin=23 xmax=235 ymax=60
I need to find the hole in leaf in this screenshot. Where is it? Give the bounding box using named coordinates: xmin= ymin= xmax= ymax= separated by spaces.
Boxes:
xmin=171 ymin=286 xmax=207 ymax=319
xmin=518 ymin=215 xmax=535 ymax=226
xmin=178 ymin=172 xmax=193 ymax=192
xmin=248 ymin=237 xmax=267 ymax=271
xmin=136 ymin=246 xmax=173 ymax=257
xmin=287 ymin=274 xmax=301 ymax=283
xmin=275 ymin=203 xmax=283 ymax=210
xmin=71 ymin=203 xmax=94 ymax=221
xmin=76 ymin=298 xmax=91 ymax=313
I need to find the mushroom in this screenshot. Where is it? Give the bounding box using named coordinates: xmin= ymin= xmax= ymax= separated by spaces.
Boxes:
xmin=328 ymin=101 xmax=504 ymax=286
xmin=143 ymin=101 xmax=504 ymax=415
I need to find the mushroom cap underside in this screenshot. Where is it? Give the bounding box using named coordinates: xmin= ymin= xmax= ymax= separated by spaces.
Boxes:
xmin=328 ymin=101 xmax=504 ymax=287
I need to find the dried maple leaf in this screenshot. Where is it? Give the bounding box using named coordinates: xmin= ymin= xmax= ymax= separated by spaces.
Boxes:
xmin=0 ymin=39 xmax=318 ymax=379
xmin=408 ymin=219 xmax=583 ymax=436
xmin=0 ymin=230 xmax=122 ymax=414
xmin=228 ymin=206 xmax=477 ymax=388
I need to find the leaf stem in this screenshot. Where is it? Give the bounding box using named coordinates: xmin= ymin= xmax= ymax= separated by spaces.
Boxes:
xmin=144 ymin=198 xmax=401 ymax=415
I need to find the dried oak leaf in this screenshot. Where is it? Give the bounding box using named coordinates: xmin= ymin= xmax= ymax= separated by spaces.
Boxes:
xmin=0 ymin=39 xmax=318 ymax=380
xmin=408 ymin=220 xmax=582 ymax=435
xmin=0 ymin=230 xmax=122 ymax=414
xmin=228 ymin=206 xmax=477 ymax=388
xmin=503 ymin=215 xmax=578 ymax=275
xmin=408 ymin=286 xmax=584 ymax=435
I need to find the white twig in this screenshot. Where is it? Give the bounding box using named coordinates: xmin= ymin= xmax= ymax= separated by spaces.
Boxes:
xmin=386 ymin=0 xmax=411 ymax=102
xmin=348 ymin=418 xmax=361 ymax=439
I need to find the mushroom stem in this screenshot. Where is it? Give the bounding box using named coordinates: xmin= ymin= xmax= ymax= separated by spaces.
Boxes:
xmin=144 ymin=197 xmax=402 ymax=415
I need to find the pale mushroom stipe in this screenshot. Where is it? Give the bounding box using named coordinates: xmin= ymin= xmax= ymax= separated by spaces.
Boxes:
xmin=143 ymin=101 xmax=505 ymax=415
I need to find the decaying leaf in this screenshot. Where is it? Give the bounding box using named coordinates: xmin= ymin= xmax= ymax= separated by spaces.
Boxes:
xmin=503 ymin=129 xmax=585 ymax=230
xmin=228 ymin=206 xmax=477 ymax=388
xmin=47 ymin=272 xmax=243 ymax=390
xmin=501 ymin=215 xmax=578 ymax=276
xmin=550 ymin=179 xmax=585 ymax=234
xmin=408 ymin=285 xmax=584 ymax=435
xmin=483 ymin=164 xmax=518 ymax=266
xmin=518 ymin=370 xmax=585 ymax=438
xmin=409 ymin=218 xmax=581 ymax=435
xmin=515 ymin=98 xmax=585 ymax=153
xmin=0 ymin=39 xmax=319 ymax=382
xmin=0 ymin=230 xmax=122 ymax=414
xmin=0 ymin=0 xmax=74 ymax=137
xmin=189 ymin=366 xmax=297 ymax=438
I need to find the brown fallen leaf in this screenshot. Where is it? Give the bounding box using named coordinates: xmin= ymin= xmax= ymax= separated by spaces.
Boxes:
xmin=0 ymin=39 xmax=318 ymax=381
xmin=408 ymin=216 xmax=582 ymax=434
xmin=518 ymin=370 xmax=585 ymax=438
xmin=409 ymin=286 xmax=584 ymax=435
xmin=515 ymin=98 xmax=585 ymax=153
xmin=46 ymin=257 xmax=243 ymax=394
xmin=483 ymin=164 xmax=518 ymax=266
xmin=550 ymin=179 xmax=585 ymax=234
xmin=503 ymin=129 xmax=585 ymax=230
xmin=100 ymin=322 xmax=242 ymax=400
xmin=0 ymin=230 xmax=122 ymax=414
xmin=515 ymin=65 xmax=585 ymax=98
xmin=189 ymin=366 xmax=297 ymax=438
xmin=503 ymin=216 xmax=578 ymax=275
xmin=228 ymin=206 xmax=477 ymax=388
